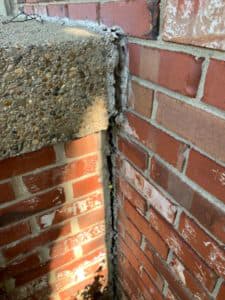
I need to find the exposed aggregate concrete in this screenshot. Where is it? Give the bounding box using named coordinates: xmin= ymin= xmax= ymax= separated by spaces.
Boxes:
xmin=0 ymin=17 xmax=119 ymax=159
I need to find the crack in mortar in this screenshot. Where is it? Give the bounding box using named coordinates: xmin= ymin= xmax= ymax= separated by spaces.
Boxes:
xmin=105 ymin=28 xmax=129 ymax=299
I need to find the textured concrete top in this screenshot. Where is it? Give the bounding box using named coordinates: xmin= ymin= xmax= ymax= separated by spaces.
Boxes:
xmin=0 ymin=17 xmax=119 ymax=159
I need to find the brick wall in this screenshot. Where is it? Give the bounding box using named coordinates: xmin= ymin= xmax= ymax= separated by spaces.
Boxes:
xmin=12 ymin=0 xmax=225 ymax=299
xmin=0 ymin=133 xmax=108 ymax=300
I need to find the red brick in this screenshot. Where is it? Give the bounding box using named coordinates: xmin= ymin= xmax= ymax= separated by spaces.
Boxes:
xmin=37 ymin=192 xmax=103 ymax=229
xmin=100 ymin=0 xmax=151 ymax=38
xmin=47 ymin=4 xmax=68 ymax=17
xmin=118 ymin=177 xmax=147 ymax=215
xmin=0 ymin=146 xmax=55 ymax=180
xmin=149 ymin=209 xmax=217 ymax=291
xmin=118 ymin=251 xmax=154 ymax=300
xmin=82 ymin=235 xmax=105 ymax=255
xmin=120 ymin=236 xmax=163 ymax=300
xmin=125 ymin=112 xmax=186 ymax=170
xmin=165 ymin=289 xmax=178 ymax=300
xmin=124 ymin=198 xmax=169 ymax=259
xmin=119 ymin=249 xmax=153 ymax=300
xmin=59 ymin=276 xmax=95 ymax=300
xmin=67 ymin=223 xmax=105 ymax=249
xmin=150 ymin=157 xmax=225 ymax=243
xmin=179 ymin=213 xmax=225 ymax=279
xmin=34 ymin=4 xmax=47 ymax=16
xmin=170 ymin=256 xmax=211 ymax=300
xmin=128 ymin=80 xmax=154 ymax=117
xmin=163 ymin=1 xmax=225 ymax=51
xmin=0 ymin=181 xmax=15 ymax=204
xmin=0 ymin=188 xmax=65 ymax=226
xmin=129 ymin=44 xmax=203 ymax=97
xmin=118 ymin=211 xmax=142 ymax=245
xmin=0 ymin=221 xmax=30 ymax=247
xmin=156 ymin=92 xmax=225 ymax=163
xmin=1 ymin=253 xmax=40 ymax=279
xmin=203 ymin=59 xmax=225 ymax=110
xmin=141 ymin=270 xmax=163 ymax=300
xmin=217 ymin=282 xmax=225 ymax=300
xmin=121 ymin=159 xmax=177 ymax=223
xmin=23 ymin=154 xmax=98 ymax=193
xmin=68 ymin=3 xmax=97 ymax=21
xmin=186 ymin=150 xmax=225 ymax=204
xmin=37 ymin=202 xmax=75 ymax=230
xmin=118 ymin=137 xmax=148 ymax=171
xmin=65 ymin=134 xmax=99 ymax=158
xmin=78 ymin=207 xmax=105 ymax=229
xmin=152 ymin=252 xmax=193 ymax=300
xmin=73 ymin=175 xmax=102 ymax=198
xmin=23 ymin=5 xmax=34 ymax=14
xmin=3 ymin=222 xmax=71 ymax=261
xmin=123 ymin=232 xmax=164 ymax=291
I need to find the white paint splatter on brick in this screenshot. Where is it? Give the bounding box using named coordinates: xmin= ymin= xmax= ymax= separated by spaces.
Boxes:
xmin=40 ymin=212 xmax=56 ymax=228
xmin=211 ymin=169 xmax=225 ymax=186
xmin=171 ymin=258 xmax=186 ymax=285
xmin=123 ymin=119 xmax=139 ymax=140
xmin=122 ymin=160 xmax=176 ymax=223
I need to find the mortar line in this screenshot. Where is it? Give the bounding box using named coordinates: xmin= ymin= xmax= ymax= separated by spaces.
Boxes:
xmin=117 ymin=149 xmax=225 ymax=246
xmin=132 ymin=75 xmax=225 ymax=121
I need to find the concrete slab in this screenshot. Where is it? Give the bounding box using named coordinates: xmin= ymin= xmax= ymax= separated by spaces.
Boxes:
xmin=0 ymin=17 xmax=119 ymax=159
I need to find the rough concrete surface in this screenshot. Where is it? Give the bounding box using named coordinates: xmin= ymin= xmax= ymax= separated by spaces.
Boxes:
xmin=0 ymin=16 xmax=119 ymax=159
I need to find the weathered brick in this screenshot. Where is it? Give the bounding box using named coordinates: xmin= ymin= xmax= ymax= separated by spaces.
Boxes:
xmin=0 ymin=181 xmax=15 ymax=204
xmin=156 ymin=92 xmax=225 ymax=163
xmin=163 ymin=0 xmax=225 ymax=51
xmin=152 ymin=252 xmax=193 ymax=300
xmin=0 ymin=188 xmax=65 ymax=226
xmin=124 ymin=198 xmax=169 ymax=259
xmin=0 ymin=221 xmax=31 ymax=247
xmin=78 ymin=207 xmax=105 ymax=229
xmin=118 ymin=210 xmax=142 ymax=245
xmin=203 ymin=59 xmax=225 ymax=110
xmin=149 ymin=209 xmax=217 ymax=291
xmin=128 ymin=80 xmax=153 ymax=117
xmin=129 ymin=44 xmax=203 ymax=97
xmin=186 ymin=150 xmax=225 ymax=204
xmin=0 ymin=146 xmax=56 ymax=180
xmin=170 ymin=256 xmax=211 ymax=300
xmin=23 ymin=5 xmax=34 ymax=14
xmin=0 ymin=253 xmax=40 ymax=279
xmin=67 ymin=223 xmax=105 ymax=249
xmin=65 ymin=134 xmax=99 ymax=158
xmin=119 ymin=240 xmax=159 ymax=300
xmin=118 ymin=177 xmax=147 ymax=215
xmin=217 ymin=282 xmax=225 ymax=300
xmin=100 ymin=0 xmax=152 ymax=38
xmin=23 ymin=154 xmax=98 ymax=193
xmin=124 ymin=112 xmax=186 ymax=170
xmin=68 ymin=3 xmax=98 ymax=21
xmin=121 ymin=159 xmax=177 ymax=224
xmin=47 ymin=4 xmax=68 ymax=18
xmin=118 ymin=137 xmax=148 ymax=171
xmin=82 ymin=235 xmax=105 ymax=255
xmin=123 ymin=232 xmax=164 ymax=291
xmin=3 ymin=222 xmax=71 ymax=261
xmin=150 ymin=157 xmax=225 ymax=243
xmin=179 ymin=213 xmax=225 ymax=278
xmin=33 ymin=4 xmax=47 ymax=16
xmin=118 ymin=248 xmax=155 ymax=300
xmin=73 ymin=175 xmax=102 ymax=198
xmin=165 ymin=288 xmax=178 ymax=300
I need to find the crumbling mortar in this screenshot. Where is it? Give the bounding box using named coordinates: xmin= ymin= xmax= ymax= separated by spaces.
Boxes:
xmin=103 ymin=29 xmax=129 ymax=300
